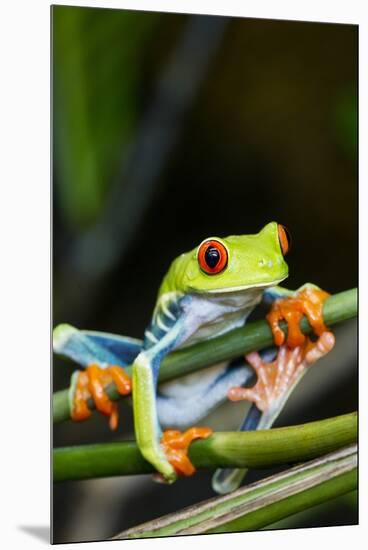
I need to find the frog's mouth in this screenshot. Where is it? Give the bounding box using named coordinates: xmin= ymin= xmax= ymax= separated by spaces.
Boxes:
xmin=202 ymin=275 xmax=288 ymax=294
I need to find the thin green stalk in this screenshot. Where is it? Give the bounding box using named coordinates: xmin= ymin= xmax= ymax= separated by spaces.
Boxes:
xmin=53 ymin=288 xmax=357 ymax=423
xmin=112 ymin=444 xmax=357 ymax=539
xmin=53 ymin=412 xmax=357 ymax=481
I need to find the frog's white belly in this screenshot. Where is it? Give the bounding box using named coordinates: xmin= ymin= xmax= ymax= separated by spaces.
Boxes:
xmin=157 ymin=289 xmax=263 ymax=428
xmin=179 ymin=288 xmax=263 ymax=348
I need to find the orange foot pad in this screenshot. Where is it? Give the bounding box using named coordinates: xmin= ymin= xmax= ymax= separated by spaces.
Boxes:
xmin=266 ymin=286 xmax=330 ymax=348
xmin=72 ymin=364 xmax=131 ymax=430
xmin=228 ymin=332 xmax=335 ymax=412
xmin=161 ymin=427 xmax=213 ymax=476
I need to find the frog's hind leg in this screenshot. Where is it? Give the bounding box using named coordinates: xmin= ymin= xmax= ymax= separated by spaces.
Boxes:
xmin=212 ymin=333 xmax=335 ymax=494
xmin=211 ymin=349 xmax=274 ymax=495
xmin=146 ymin=360 xmax=254 ymax=482
xmin=213 ymin=283 xmax=335 ymax=494
xmin=157 ymin=360 xmax=255 ymax=429
xmin=53 ymin=324 xmax=141 ymax=429
xmin=211 ymin=403 xmax=261 ymax=494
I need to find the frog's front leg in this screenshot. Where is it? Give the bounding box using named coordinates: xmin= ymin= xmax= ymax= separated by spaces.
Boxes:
xmin=53 ymin=325 xmax=139 ymax=429
xmin=265 ymin=283 xmax=330 ymax=348
xmin=132 ymin=347 xmax=177 ymax=482
xmin=71 ymin=364 xmax=131 ymax=430
xmin=132 ymin=318 xmax=212 ymax=483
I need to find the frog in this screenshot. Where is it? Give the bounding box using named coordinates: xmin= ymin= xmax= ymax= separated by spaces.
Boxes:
xmin=53 ymin=221 xmax=335 ymax=493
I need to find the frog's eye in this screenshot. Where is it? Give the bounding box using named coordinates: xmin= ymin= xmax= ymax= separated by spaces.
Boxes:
xmin=198 ymin=239 xmax=228 ymax=275
xmin=278 ymin=224 xmax=291 ymax=256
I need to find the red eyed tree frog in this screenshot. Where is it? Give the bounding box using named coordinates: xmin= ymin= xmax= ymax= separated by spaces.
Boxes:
xmin=53 ymin=222 xmax=334 ymax=493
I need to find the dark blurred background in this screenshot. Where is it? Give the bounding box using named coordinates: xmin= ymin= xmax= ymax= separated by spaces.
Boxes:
xmin=52 ymin=6 xmax=358 ymax=543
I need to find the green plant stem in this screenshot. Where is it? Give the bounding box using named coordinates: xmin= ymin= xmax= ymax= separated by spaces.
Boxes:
xmin=112 ymin=444 xmax=357 ymax=538
xmin=53 ymin=412 xmax=356 ymax=481
xmin=53 ymin=288 xmax=357 ymax=424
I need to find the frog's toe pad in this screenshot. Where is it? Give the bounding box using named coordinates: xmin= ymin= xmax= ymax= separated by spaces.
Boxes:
xmin=266 ymin=286 xmax=330 ymax=348
xmin=161 ymin=427 xmax=213 ymax=476
xmin=305 ymin=331 xmax=335 ymax=364
xmin=71 ymin=364 xmax=131 ymax=430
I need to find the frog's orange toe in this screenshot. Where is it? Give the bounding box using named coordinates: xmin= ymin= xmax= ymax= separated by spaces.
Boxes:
xmin=71 ymin=364 xmax=131 ymax=430
xmin=266 ymin=287 xmax=330 ymax=349
xmin=72 ymin=371 xmax=92 ymax=422
xmin=161 ymin=427 xmax=213 ymax=476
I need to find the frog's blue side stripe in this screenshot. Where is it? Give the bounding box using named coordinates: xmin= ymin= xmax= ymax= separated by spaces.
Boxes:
xmin=146 ymin=316 xmax=186 ymax=386
xmin=143 ymin=294 xmax=184 ymax=350
xmin=53 ymin=324 xmax=142 ymax=368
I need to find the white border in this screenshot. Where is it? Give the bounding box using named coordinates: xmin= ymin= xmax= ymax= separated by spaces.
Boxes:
xmin=0 ymin=1 xmax=366 ymax=549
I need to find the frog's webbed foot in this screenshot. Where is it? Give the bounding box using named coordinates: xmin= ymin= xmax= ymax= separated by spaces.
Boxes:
xmin=213 ymin=334 xmax=334 ymax=494
xmin=158 ymin=427 xmax=212 ymax=478
xmin=228 ymin=332 xmax=335 ymax=420
xmin=71 ymin=364 xmax=131 ymax=430
xmin=234 ymin=284 xmax=334 ymax=416
xmin=266 ymin=285 xmax=330 ymax=348
xmin=214 ymin=287 xmax=334 ymax=494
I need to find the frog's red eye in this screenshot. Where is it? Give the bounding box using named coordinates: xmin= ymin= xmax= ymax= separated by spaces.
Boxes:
xmin=198 ymin=239 xmax=228 ymax=274
xmin=278 ymin=224 xmax=291 ymax=256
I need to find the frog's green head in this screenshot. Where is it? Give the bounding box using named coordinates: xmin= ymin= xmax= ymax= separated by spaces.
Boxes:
xmin=160 ymin=222 xmax=290 ymax=295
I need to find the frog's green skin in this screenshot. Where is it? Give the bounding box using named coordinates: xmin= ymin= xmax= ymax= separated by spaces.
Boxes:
xmin=54 ymin=222 xmax=302 ymax=490
xmin=133 ymin=222 xmax=290 ymax=482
